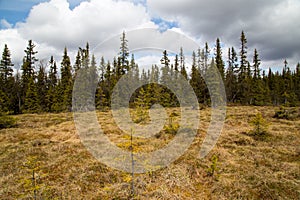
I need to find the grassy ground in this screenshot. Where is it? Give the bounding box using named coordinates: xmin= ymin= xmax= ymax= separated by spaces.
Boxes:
xmin=0 ymin=106 xmax=299 ymax=199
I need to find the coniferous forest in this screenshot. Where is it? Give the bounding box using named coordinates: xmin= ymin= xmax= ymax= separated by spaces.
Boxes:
xmin=0 ymin=31 xmax=300 ymax=115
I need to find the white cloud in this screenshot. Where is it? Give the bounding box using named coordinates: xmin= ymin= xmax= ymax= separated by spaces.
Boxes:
xmin=147 ymin=0 xmax=300 ymax=68
xmin=1 ymin=0 xmax=299 ymax=72
xmin=0 ymin=0 xmax=157 ymax=69
xmin=0 ymin=29 xmax=27 ymax=69
xmin=0 ymin=19 xmax=13 ymax=29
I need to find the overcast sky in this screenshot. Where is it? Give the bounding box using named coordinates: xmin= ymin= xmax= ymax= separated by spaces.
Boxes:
xmin=0 ymin=0 xmax=299 ymax=72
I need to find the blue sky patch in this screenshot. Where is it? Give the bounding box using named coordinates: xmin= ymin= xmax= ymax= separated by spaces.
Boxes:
xmin=151 ymin=17 xmax=179 ymax=32
xmin=0 ymin=0 xmax=84 ymax=29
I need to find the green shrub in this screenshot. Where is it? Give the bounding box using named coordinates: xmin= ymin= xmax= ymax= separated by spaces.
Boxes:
xmin=164 ymin=117 xmax=179 ymax=135
xmin=274 ymin=107 xmax=299 ymax=120
xmin=249 ymin=112 xmax=269 ymax=139
xmin=207 ymin=154 xmax=219 ymax=178
xmin=0 ymin=113 xmax=16 ymax=129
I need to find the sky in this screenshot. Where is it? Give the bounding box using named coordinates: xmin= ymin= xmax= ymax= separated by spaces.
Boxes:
xmin=0 ymin=0 xmax=299 ymax=72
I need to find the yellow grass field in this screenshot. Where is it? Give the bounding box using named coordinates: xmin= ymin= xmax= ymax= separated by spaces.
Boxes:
xmin=0 ymin=106 xmax=299 ymax=199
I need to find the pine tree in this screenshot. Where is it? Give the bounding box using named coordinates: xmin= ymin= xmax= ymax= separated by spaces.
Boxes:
xmin=46 ymin=56 xmax=58 ymax=112
xmin=190 ymin=51 xmax=202 ymax=103
xmin=240 ymin=31 xmax=247 ymax=77
xmin=0 ymin=44 xmax=14 ymax=112
xmin=249 ymin=49 xmax=264 ymax=105
xmin=60 ymin=47 xmax=73 ymax=111
xmin=99 ymin=56 xmax=106 ymax=82
xmin=160 ymin=50 xmax=170 ymax=68
xmin=253 ymin=49 xmax=261 ymax=79
xmin=22 ymin=40 xmax=38 ymax=79
xmin=24 ymin=77 xmax=39 ymax=113
xmin=0 ymin=44 xmax=14 ymax=82
xmin=36 ymin=64 xmax=47 ymax=112
xmin=21 ymin=40 xmax=38 ymax=112
xmin=204 ymin=42 xmax=210 ymax=73
xmin=74 ymin=50 xmax=82 ymax=77
xmin=174 ymin=54 xmax=179 ymax=72
xmin=215 ymin=38 xmax=225 ymax=80
xmin=238 ymin=31 xmax=249 ymax=104
xmin=295 ymin=63 xmax=300 ymax=101
xmin=118 ymin=31 xmax=129 ymax=75
xmin=179 ymin=47 xmax=188 ymax=79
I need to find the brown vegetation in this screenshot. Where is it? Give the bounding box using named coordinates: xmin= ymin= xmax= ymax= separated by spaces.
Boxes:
xmin=0 ymin=106 xmax=299 ymax=199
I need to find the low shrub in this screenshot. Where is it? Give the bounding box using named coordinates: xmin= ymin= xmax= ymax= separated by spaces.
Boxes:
xmin=0 ymin=112 xmax=16 ymax=129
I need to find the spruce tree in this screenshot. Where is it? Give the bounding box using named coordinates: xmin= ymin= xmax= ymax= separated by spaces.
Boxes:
xmin=190 ymin=51 xmax=202 ymax=103
xmin=60 ymin=47 xmax=73 ymax=111
xmin=24 ymin=77 xmax=39 ymax=113
xmin=118 ymin=31 xmax=129 ymax=75
xmin=238 ymin=31 xmax=248 ymax=104
xmin=250 ymin=49 xmax=264 ymax=105
xmin=99 ymin=56 xmax=106 ymax=82
xmin=253 ymin=49 xmax=261 ymax=79
xmin=0 ymin=44 xmax=14 ymax=112
xmin=36 ymin=64 xmax=47 ymax=112
xmin=21 ymin=40 xmax=38 ymax=111
xmin=74 ymin=50 xmax=82 ymax=77
xmin=295 ymin=63 xmax=300 ymax=101
xmin=215 ymin=38 xmax=225 ymax=80
xmin=179 ymin=47 xmax=188 ymax=79
xmin=46 ymin=56 xmax=58 ymax=112
xmin=0 ymin=44 xmax=14 ymax=82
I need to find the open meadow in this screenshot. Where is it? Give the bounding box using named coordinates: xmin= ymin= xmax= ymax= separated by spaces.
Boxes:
xmin=0 ymin=106 xmax=299 ymax=199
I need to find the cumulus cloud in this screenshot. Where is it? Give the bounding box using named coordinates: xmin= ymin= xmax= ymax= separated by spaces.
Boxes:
xmin=0 ymin=19 xmax=13 ymax=29
xmin=148 ymin=0 xmax=300 ymax=68
xmin=0 ymin=0 xmax=299 ymax=71
xmin=0 ymin=0 xmax=157 ymax=67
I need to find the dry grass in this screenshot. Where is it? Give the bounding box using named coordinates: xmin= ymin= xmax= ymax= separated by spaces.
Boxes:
xmin=0 ymin=106 xmax=299 ymax=199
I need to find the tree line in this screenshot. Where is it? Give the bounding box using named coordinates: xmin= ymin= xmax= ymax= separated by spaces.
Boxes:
xmin=0 ymin=31 xmax=299 ymax=114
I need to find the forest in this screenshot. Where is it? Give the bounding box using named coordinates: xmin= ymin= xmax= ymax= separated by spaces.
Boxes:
xmin=0 ymin=31 xmax=299 ymax=116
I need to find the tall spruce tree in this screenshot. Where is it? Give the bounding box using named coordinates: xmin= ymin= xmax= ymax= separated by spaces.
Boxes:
xmin=0 ymin=44 xmax=14 ymax=82
xmin=36 ymin=64 xmax=47 ymax=112
xmin=215 ymin=38 xmax=225 ymax=80
xmin=24 ymin=76 xmax=39 ymax=113
xmin=21 ymin=40 xmax=38 ymax=112
xmin=0 ymin=44 xmax=14 ymax=112
xmin=46 ymin=56 xmax=58 ymax=112
xmin=179 ymin=47 xmax=188 ymax=79
xmin=60 ymin=47 xmax=73 ymax=111
xmin=238 ymin=31 xmax=249 ymax=103
xmin=118 ymin=31 xmax=129 ymax=75
xmin=190 ymin=51 xmax=202 ymax=103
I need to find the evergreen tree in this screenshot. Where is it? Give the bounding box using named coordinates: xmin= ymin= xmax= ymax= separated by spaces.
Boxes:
xmin=118 ymin=31 xmax=129 ymax=75
xmin=74 ymin=50 xmax=82 ymax=77
xmin=36 ymin=64 xmax=47 ymax=112
xmin=21 ymin=40 xmax=38 ymax=111
xmin=46 ymin=56 xmax=58 ymax=112
xmin=22 ymin=40 xmax=38 ymax=80
xmin=240 ymin=31 xmax=248 ymax=77
xmin=215 ymin=38 xmax=225 ymax=80
xmin=0 ymin=44 xmax=14 ymax=112
xmin=253 ymin=49 xmax=261 ymax=79
xmin=190 ymin=51 xmax=202 ymax=103
xmin=295 ymin=63 xmax=300 ymax=101
xmin=179 ymin=47 xmax=188 ymax=79
xmin=204 ymin=42 xmax=210 ymax=72
xmin=0 ymin=44 xmax=14 ymax=82
xmin=60 ymin=47 xmax=73 ymax=111
xmin=249 ymin=49 xmax=264 ymax=105
xmin=24 ymin=77 xmax=39 ymax=113
xmin=174 ymin=54 xmax=179 ymax=72
xmin=238 ymin=31 xmax=249 ymax=104
xmin=99 ymin=56 xmax=106 ymax=82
